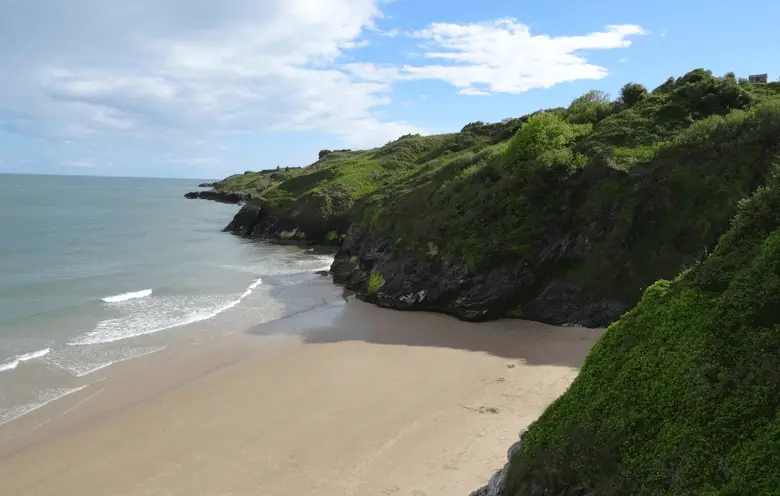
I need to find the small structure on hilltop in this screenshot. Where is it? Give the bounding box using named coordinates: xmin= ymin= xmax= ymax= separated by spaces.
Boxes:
xmin=748 ymin=73 xmax=769 ymax=83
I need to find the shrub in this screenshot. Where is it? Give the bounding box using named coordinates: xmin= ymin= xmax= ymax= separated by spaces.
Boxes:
xmin=505 ymin=112 xmax=578 ymax=167
xmin=619 ymin=83 xmax=648 ymax=107
xmin=368 ymin=272 xmax=385 ymax=294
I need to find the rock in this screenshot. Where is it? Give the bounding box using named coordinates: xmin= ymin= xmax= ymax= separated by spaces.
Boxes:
xmin=469 ymin=466 xmax=507 ymax=496
xmin=183 ymin=190 xmax=251 ymax=204
xmin=223 ymin=204 xmax=266 ymax=235
xmin=315 ymin=270 xmax=330 ymax=277
xmin=507 ymin=439 xmax=523 ymax=462
xmin=520 ymin=281 xmax=629 ymax=328
xmin=469 ymin=429 xmax=533 ymax=495
xmin=327 ymin=160 xmax=640 ymax=328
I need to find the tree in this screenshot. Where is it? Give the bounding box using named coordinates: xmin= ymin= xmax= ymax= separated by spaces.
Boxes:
xmin=567 ymin=90 xmax=613 ymax=124
xmin=620 ymin=83 xmax=648 ymax=107
xmin=318 ymin=149 xmax=333 ymax=160
xmin=505 ymin=112 xmax=577 ymax=167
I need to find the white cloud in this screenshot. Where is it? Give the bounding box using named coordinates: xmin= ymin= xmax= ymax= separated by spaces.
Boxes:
xmin=0 ymin=4 xmax=646 ymax=168
xmin=401 ymin=19 xmax=646 ymax=95
xmin=378 ymin=28 xmax=401 ymax=38
xmin=458 ymin=88 xmax=493 ymax=96
xmin=0 ymin=0 xmax=419 ymax=149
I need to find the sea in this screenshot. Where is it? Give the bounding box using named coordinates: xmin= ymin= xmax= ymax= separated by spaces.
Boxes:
xmin=0 ymin=173 xmax=337 ymax=429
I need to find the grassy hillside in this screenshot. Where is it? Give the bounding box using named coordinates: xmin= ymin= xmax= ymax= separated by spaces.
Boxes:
xmin=220 ymin=121 xmax=522 ymax=243
xmin=213 ymin=70 xmax=780 ymax=491
xmin=222 ymin=72 xmax=779 ymax=233
xmin=218 ymin=69 xmax=780 ymax=323
xmin=504 ymin=168 xmax=780 ymax=495
xmin=212 ymin=167 xmax=302 ymax=195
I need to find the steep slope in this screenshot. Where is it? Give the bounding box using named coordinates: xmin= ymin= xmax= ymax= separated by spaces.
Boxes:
xmin=215 ymin=69 xmax=780 ymax=326
xmin=331 ymin=73 xmax=780 ymax=326
xmin=493 ymin=166 xmax=780 ymax=495
xmin=222 ymin=124 xmax=520 ymax=245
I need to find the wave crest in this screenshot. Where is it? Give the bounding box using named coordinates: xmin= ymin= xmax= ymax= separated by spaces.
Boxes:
xmin=101 ymin=289 xmax=152 ymax=303
xmin=0 ymin=348 xmax=51 ymax=373
xmin=70 ymin=279 xmax=262 ymax=346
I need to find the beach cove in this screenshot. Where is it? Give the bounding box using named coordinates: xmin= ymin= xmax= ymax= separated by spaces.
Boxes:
xmin=0 ymin=287 xmax=602 ymax=495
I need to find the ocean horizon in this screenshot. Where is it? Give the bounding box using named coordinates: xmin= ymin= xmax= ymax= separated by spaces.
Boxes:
xmin=0 ymin=173 xmax=335 ymax=427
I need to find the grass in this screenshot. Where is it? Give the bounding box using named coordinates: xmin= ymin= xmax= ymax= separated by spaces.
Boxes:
xmin=218 ymin=68 xmax=780 ymax=304
xmin=368 ymin=272 xmax=385 ymax=294
xmin=504 ymin=169 xmax=780 ymax=495
xmin=213 ymin=69 xmax=780 ymax=492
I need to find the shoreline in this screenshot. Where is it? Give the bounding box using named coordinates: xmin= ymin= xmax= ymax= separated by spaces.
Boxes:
xmin=0 ymin=296 xmax=602 ymax=495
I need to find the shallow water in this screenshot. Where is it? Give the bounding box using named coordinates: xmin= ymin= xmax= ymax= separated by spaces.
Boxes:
xmin=0 ymin=173 xmax=335 ymax=427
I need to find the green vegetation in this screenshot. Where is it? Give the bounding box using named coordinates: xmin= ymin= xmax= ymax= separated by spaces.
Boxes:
xmin=368 ymin=272 xmax=385 ymax=295
xmin=213 ymin=69 xmax=780 ymax=491
xmin=505 ymin=169 xmax=780 ymax=494
xmin=213 ymin=168 xmax=301 ymax=195
xmin=363 ymin=70 xmax=780 ymax=301
xmin=218 ymin=68 xmax=780 ymax=308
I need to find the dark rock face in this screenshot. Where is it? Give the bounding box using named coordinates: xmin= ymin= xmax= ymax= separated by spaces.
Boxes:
xmin=183 ymin=190 xmax=251 ymax=204
xmin=469 ymin=467 xmax=506 ymax=496
xmin=221 ymin=204 xmax=347 ymax=247
xmin=209 ymin=160 xmax=635 ymax=327
xmin=328 ymin=161 xmax=634 ymax=328
xmin=330 ymin=231 xmax=626 ymax=328
xmin=222 ymin=204 xmax=266 ymax=235
xmin=521 ymin=281 xmax=628 ymax=328
xmin=469 ymin=432 xmax=530 ymax=496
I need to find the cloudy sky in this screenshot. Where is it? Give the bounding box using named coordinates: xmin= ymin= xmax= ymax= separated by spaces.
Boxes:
xmin=0 ymin=0 xmax=777 ymax=178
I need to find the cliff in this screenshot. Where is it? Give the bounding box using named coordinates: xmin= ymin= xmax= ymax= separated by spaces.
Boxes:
xmin=215 ymin=70 xmax=780 ymax=327
xmin=491 ymin=166 xmax=780 ymax=495
xmin=198 ymin=69 xmax=780 ymax=492
xmin=184 ymin=190 xmax=252 ymax=204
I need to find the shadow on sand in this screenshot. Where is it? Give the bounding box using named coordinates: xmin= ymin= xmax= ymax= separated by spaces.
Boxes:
xmin=246 ymin=297 xmax=603 ymax=369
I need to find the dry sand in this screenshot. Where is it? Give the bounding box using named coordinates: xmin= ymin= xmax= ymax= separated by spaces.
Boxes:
xmin=0 ymin=299 xmax=602 ymax=496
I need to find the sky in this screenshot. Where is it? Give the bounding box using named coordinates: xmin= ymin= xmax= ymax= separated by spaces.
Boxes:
xmin=0 ymin=0 xmax=778 ymax=179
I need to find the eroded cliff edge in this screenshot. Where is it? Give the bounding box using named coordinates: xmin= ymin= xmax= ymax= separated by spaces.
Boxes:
xmin=200 ymin=70 xmax=780 ymax=493
xmin=216 ymin=71 xmax=780 ymax=329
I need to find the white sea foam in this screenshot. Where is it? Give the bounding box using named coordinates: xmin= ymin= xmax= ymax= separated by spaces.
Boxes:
xmin=0 ymin=348 xmax=51 ymax=373
xmin=0 ymin=360 xmax=18 ymax=372
xmin=218 ymin=254 xmax=335 ymax=277
xmin=0 ymin=385 xmax=88 ymax=427
xmin=101 ymin=289 xmax=152 ymax=303
xmin=68 ymin=279 xmax=262 ymax=346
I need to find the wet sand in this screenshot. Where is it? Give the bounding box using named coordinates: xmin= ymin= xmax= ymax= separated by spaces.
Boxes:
xmin=0 ymin=298 xmax=602 ymax=496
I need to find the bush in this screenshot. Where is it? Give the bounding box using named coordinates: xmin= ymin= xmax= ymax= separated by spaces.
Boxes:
xmin=567 ymin=90 xmax=614 ymax=124
xmin=619 ymin=83 xmax=648 ymax=107
xmin=368 ymin=272 xmax=385 ymax=294
xmin=505 ymin=112 xmax=578 ymax=167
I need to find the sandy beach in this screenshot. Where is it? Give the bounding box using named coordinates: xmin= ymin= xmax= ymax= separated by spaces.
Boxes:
xmin=0 ymin=298 xmax=602 ymax=496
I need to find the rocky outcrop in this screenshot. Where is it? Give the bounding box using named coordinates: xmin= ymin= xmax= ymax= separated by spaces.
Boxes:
xmin=222 ymin=204 xmax=266 ymax=234
xmin=221 ymin=203 xmax=347 ymax=247
xmin=329 ymin=161 xmax=633 ymax=328
xmin=184 ymin=190 xmax=252 ymax=204
xmin=329 ymin=229 xmax=626 ymax=327
xmin=198 ymin=182 xmax=218 ymax=188
xmin=470 ymin=432 xmax=529 ymax=496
